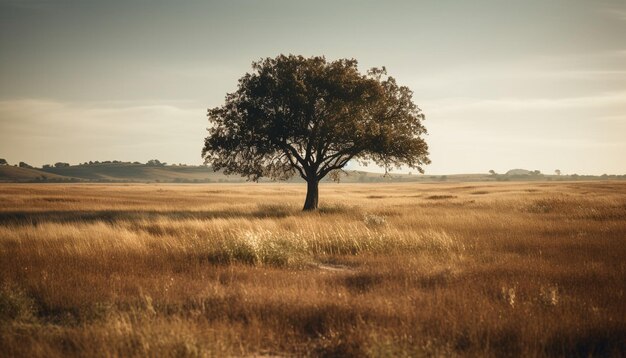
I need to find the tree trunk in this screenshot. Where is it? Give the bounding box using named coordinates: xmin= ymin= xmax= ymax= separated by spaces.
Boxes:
xmin=303 ymin=179 xmax=319 ymax=211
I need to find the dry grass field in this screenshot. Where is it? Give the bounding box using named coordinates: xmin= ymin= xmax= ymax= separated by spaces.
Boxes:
xmin=0 ymin=182 xmax=625 ymax=357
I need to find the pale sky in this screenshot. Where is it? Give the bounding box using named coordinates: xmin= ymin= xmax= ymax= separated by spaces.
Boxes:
xmin=1 ymin=0 xmax=625 ymax=175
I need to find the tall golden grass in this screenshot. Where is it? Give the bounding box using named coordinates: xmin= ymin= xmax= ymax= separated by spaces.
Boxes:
xmin=1 ymin=182 xmax=625 ymax=357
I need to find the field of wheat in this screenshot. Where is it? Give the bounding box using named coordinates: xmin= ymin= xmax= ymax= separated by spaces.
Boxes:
xmin=0 ymin=182 xmax=625 ymax=357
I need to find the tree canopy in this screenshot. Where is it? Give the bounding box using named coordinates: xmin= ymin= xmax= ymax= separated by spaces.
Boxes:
xmin=202 ymin=55 xmax=430 ymax=210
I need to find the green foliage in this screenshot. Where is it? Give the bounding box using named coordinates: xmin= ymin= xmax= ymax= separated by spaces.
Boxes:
xmin=202 ymin=55 xmax=430 ymax=184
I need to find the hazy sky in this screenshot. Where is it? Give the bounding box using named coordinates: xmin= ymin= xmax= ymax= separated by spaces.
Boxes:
xmin=1 ymin=0 xmax=625 ymax=174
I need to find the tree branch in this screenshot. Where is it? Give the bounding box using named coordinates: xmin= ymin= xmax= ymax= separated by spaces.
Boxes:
xmin=318 ymin=152 xmax=357 ymax=179
xmin=279 ymin=147 xmax=308 ymax=180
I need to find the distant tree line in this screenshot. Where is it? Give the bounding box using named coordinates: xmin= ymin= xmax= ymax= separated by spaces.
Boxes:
xmin=486 ymin=169 xmax=625 ymax=181
xmin=37 ymin=159 xmax=173 ymax=167
xmin=1 ymin=158 xmax=204 ymax=169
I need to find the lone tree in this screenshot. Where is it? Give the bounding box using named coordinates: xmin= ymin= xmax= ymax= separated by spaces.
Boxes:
xmin=202 ymin=55 xmax=430 ymax=210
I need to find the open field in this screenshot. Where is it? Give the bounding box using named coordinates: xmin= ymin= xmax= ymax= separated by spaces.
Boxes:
xmin=0 ymin=182 xmax=625 ymax=357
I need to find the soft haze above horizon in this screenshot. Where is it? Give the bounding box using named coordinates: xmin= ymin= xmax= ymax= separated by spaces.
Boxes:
xmin=1 ymin=0 xmax=625 ymax=175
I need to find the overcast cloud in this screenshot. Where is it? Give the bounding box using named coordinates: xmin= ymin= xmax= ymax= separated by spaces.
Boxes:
xmin=1 ymin=0 xmax=624 ymax=174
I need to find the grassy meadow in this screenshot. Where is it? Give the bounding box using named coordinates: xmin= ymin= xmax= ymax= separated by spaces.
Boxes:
xmin=0 ymin=182 xmax=625 ymax=357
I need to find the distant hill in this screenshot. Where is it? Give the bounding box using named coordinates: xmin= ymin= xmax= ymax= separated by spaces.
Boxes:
xmin=32 ymin=163 xmax=435 ymax=183
xmin=38 ymin=163 xmax=237 ymax=182
xmin=0 ymin=162 xmax=479 ymax=183
xmin=0 ymin=163 xmax=239 ymax=183
xmin=505 ymin=169 xmax=532 ymax=176
xmin=0 ymin=165 xmax=72 ymax=181
xmin=0 ymin=163 xmax=623 ymax=183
